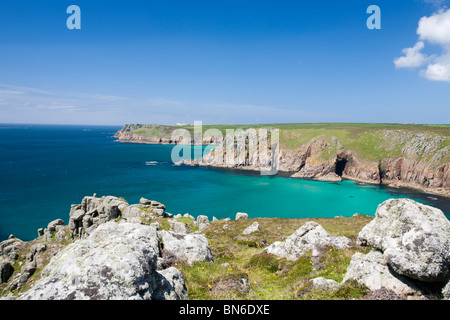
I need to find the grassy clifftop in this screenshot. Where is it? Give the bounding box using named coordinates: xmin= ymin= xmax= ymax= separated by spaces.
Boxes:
xmin=115 ymin=123 xmax=450 ymax=196
xmin=119 ymin=122 xmax=450 ymax=165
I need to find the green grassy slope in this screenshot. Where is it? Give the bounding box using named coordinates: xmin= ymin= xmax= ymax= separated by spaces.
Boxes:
xmin=129 ymin=123 xmax=450 ymax=165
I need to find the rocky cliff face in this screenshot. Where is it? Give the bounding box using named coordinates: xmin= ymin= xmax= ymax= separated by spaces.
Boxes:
xmin=115 ymin=124 xmax=450 ymax=197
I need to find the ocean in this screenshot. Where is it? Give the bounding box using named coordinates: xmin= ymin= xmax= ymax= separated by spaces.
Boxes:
xmin=0 ymin=123 xmax=448 ymax=241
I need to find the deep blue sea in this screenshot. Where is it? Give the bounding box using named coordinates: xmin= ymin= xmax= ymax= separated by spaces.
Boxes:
xmin=0 ymin=123 xmax=449 ymax=241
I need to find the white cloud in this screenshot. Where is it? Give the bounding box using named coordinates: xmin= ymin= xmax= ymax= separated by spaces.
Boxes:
xmin=393 ymin=41 xmax=431 ymax=68
xmin=417 ymin=8 xmax=450 ymax=45
xmin=395 ymin=8 xmax=450 ymax=82
xmin=421 ymin=62 xmax=450 ymax=81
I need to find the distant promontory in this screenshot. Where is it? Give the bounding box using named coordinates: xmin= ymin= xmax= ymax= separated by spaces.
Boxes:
xmin=114 ymin=123 xmax=450 ymax=197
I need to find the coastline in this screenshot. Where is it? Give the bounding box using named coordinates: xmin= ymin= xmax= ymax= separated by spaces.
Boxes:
xmin=114 ymin=136 xmax=450 ymax=199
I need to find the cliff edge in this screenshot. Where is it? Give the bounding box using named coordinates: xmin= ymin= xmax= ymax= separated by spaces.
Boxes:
xmin=114 ymin=123 xmax=450 ymax=197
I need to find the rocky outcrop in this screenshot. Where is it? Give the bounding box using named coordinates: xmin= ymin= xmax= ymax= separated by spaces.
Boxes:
xmin=169 ymin=220 xmax=192 ymax=234
xmin=19 ymin=222 xmax=187 ymax=300
xmin=357 ymin=198 xmax=450 ymax=282
xmin=158 ymin=231 xmax=213 ymax=266
xmin=196 ymin=215 xmax=210 ymax=231
xmin=343 ymin=198 xmax=450 ymax=298
xmin=343 ymin=251 xmax=423 ymax=296
xmin=263 ymin=221 xmax=350 ymax=260
xmin=68 ymin=195 xmax=168 ymax=238
xmin=2 ymin=193 xmax=448 ymax=300
xmin=0 ymin=194 xmax=218 ymax=300
xmin=0 ymin=236 xmax=24 ymax=261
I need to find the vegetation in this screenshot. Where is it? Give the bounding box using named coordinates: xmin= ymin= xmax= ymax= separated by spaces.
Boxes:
xmin=129 ymin=123 xmax=450 ymax=165
xmin=173 ymin=214 xmax=373 ymax=300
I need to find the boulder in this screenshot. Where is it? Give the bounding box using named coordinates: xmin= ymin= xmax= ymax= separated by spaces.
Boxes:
xmin=196 ymin=215 xmax=210 ymax=231
xmin=236 ymin=212 xmax=248 ymax=220
xmin=0 ymin=238 xmax=23 ymax=260
xmin=169 ymin=220 xmax=191 ymax=234
xmin=343 ymin=251 xmax=422 ymax=297
xmin=47 ymin=219 xmax=64 ymax=232
xmin=264 ymin=221 xmax=350 ymax=260
xmin=96 ymin=196 xmax=126 ymax=220
xmin=197 ymin=215 xmax=209 ymax=224
xmin=357 ymin=198 xmax=450 ymax=282
xmin=121 ymin=205 xmax=142 ymax=219
xmin=153 ymin=267 xmax=188 ymax=300
xmin=316 ymin=172 xmax=342 ymax=182
xmin=70 ymin=209 xmax=85 ymax=222
xmin=8 ymin=262 xmax=36 ymax=291
xmin=242 ymin=222 xmax=260 ymax=235
xmin=308 ymin=277 xmax=340 ymax=291
xmin=158 ymin=231 xmax=213 ymax=265
xmin=19 ymin=222 xmax=186 ymax=300
xmin=139 ymin=197 xmax=153 ymax=205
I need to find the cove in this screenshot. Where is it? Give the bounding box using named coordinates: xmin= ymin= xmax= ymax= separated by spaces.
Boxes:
xmin=0 ymin=123 xmax=448 ymax=241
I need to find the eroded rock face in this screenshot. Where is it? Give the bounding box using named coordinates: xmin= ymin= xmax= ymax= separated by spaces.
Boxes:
xmin=19 ymin=222 xmax=187 ymax=300
xmin=357 ymin=198 xmax=450 ymax=282
xmin=263 ymin=221 xmax=350 ymax=260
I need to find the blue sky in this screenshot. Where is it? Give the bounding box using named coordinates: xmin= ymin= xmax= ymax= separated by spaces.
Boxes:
xmin=0 ymin=0 xmax=449 ymax=125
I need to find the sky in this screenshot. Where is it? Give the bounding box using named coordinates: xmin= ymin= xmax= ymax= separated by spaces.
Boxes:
xmin=0 ymin=0 xmax=449 ymax=125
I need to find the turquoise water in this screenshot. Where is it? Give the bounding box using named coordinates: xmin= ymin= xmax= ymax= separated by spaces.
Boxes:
xmin=0 ymin=123 xmax=448 ymax=241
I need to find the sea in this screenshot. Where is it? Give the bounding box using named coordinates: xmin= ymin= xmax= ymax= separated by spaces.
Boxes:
xmin=0 ymin=123 xmax=449 ymax=241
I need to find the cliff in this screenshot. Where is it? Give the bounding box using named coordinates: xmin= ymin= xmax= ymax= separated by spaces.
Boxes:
xmin=115 ymin=123 xmax=450 ymax=197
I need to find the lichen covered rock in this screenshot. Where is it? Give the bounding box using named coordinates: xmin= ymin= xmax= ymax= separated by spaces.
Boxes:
xmin=264 ymin=221 xmax=350 ymax=260
xmin=19 ymin=222 xmax=186 ymax=300
xmin=357 ymin=198 xmax=450 ymax=282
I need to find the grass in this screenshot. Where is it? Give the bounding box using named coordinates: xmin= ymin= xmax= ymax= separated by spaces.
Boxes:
xmin=1 ymin=214 xmax=373 ymax=300
xmin=180 ymin=214 xmax=373 ymax=300
xmin=126 ymin=123 xmax=450 ymax=166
